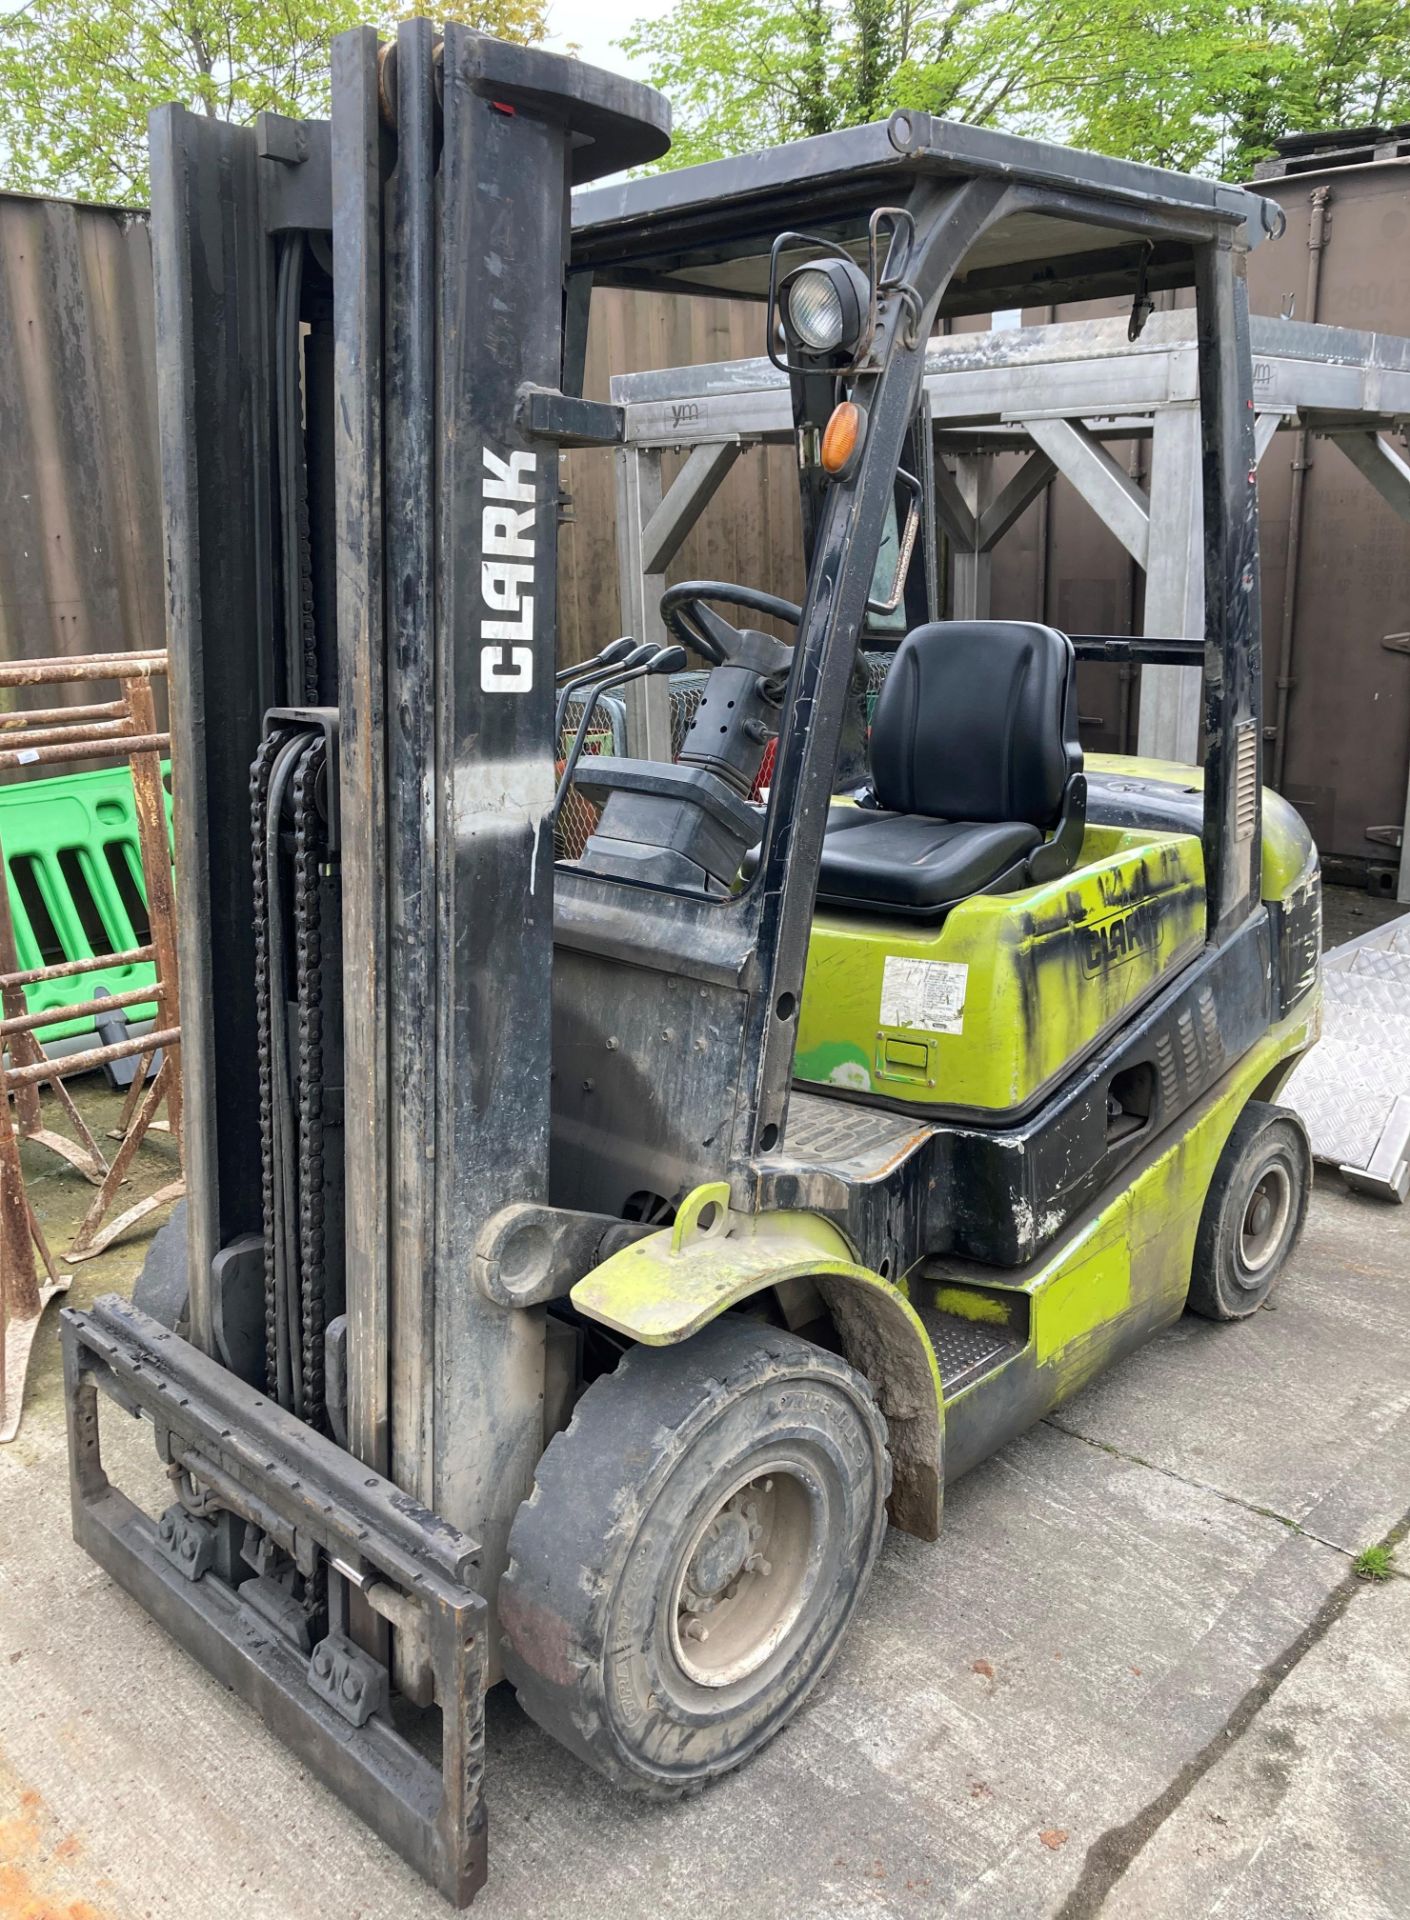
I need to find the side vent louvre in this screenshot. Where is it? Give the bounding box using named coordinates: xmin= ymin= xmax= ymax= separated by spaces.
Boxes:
xmin=1198 ymin=986 xmax=1223 ymax=1068
xmin=1156 ymin=1031 xmax=1179 ymax=1110
xmin=1178 ymin=1008 xmax=1200 ymax=1081
xmin=1156 ymin=989 xmax=1226 ymax=1116
xmin=1233 ymin=720 xmax=1258 ymax=842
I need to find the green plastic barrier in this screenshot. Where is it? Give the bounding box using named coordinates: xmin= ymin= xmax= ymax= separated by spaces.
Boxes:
xmin=0 ymin=762 xmax=174 ymax=1047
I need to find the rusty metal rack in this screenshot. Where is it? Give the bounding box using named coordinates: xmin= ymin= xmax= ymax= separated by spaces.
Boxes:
xmin=1 ymin=649 xmax=183 ymax=1443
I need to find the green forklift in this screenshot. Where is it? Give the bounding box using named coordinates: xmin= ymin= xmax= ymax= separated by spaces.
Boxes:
xmin=63 ymin=24 xmax=1320 ymax=1905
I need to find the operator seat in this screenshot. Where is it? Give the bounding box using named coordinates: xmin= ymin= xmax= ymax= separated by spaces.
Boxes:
xmin=816 ymin=620 xmax=1086 ymax=918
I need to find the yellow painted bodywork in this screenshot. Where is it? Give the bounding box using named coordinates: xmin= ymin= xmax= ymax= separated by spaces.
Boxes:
xmin=933 ymin=1002 xmax=1319 ymax=1414
xmin=1085 ymin=754 xmax=1316 ymax=901
xmin=795 ymin=822 xmax=1206 ymax=1114
xmin=571 ymin=1003 xmax=1317 ymax=1524
xmin=574 ymin=1202 xmax=924 ymax=1358
xmin=570 ymin=753 xmax=1321 ymax=1526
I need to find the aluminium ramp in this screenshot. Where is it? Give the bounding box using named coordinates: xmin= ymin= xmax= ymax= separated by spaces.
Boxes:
xmin=1284 ymin=911 xmax=1410 ymax=1202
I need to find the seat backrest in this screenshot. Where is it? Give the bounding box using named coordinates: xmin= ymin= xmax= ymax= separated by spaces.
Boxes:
xmin=868 ymin=620 xmax=1081 ymax=826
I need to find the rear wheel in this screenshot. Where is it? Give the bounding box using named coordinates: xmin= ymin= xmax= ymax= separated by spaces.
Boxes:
xmin=499 ymin=1315 xmax=890 ymax=1798
xmin=1187 ymin=1102 xmax=1311 ymax=1321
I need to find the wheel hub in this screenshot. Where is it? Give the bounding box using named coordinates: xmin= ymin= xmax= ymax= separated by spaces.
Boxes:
xmin=669 ymin=1464 xmax=818 ymax=1688
xmin=1239 ymin=1161 xmax=1293 ymax=1274
xmin=685 ymin=1508 xmax=753 ymax=1602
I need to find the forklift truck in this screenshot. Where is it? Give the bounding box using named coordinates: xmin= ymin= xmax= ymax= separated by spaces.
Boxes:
xmin=61 ymin=24 xmax=1321 ymax=1906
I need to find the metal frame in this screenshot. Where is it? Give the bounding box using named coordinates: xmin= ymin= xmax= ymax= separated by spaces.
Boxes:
xmin=558 ymin=134 xmax=1279 ymax=1187
xmin=608 ymin=308 xmax=1410 ymax=890
xmin=1 ymin=650 xmax=184 ymax=1443
xmin=63 ymin=1294 xmax=489 ymax=1906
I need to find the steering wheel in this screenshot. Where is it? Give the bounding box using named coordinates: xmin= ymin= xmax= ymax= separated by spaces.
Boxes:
xmin=660 ymin=581 xmax=803 ymax=666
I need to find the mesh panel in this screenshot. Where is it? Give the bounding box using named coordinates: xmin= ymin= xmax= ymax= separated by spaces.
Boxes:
xmin=553 ymin=653 xmax=900 ymax=856
xmin=554 ymin=692 xmax=626 ymax=861
xmin=860 ymin=649 xmax=894 ymax=728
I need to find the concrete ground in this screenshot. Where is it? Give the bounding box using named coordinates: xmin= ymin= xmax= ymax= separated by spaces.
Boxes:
xmin=2 ymin=1081 xmax=1408 ymax=1919
xmin=1319 ymin=881 xmax=1405 ymax=951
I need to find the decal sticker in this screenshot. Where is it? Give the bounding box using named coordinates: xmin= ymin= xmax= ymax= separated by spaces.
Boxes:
xmin=1080 ymin=898 xmax=1165 ymax=975
xmin=480 ymin=446 xmax=537 ymax=692
xmin=879 ymin=956 xmax=968 ymax=1036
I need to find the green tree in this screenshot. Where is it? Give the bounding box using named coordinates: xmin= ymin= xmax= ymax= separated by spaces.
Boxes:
xmin=621 ymin=0 xmax=1410 ymax=177
xmin=0 ymin=0 xmax=551 ymax=205
xmin=619 ymin=0 xmax=1064 ymax=170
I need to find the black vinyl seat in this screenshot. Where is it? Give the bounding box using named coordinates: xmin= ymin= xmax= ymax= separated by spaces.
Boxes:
xmin=816 ymin=620 xmax=1086 ymax=918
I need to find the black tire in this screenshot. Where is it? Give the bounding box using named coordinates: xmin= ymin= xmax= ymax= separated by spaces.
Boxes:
xmin=1187 ymin=1102 xmax=1311 ymax=1321
xmin=499 ymin=1315 xmax=890 ymax=1799
xmin=132 ymin=1197 xmax=189 ymax=1337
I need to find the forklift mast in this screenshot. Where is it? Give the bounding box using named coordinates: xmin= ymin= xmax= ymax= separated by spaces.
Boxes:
xmin=60 ymin=26 xmax=667 ymax=1899
xmin=157 ymin=22 xmax=668 ymax=1605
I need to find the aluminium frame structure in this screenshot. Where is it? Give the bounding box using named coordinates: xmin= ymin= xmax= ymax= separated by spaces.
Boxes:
xmin=608 ymin=308 xmax=1410 ymax=894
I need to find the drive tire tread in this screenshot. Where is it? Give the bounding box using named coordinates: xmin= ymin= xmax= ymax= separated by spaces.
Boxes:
xmin=132 ymin=1197 xmax=189 ymax=1337
xmin=499 ymin=1315 xmax=889 ymax=1799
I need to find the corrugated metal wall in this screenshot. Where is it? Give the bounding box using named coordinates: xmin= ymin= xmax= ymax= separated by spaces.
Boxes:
xmin=4 ymin=172 xmax=1405 ymax=864
xmin=0 ymin=197 xmax=795 ymax=676
xmin=0 ymin=193 xmax=163 ymax=680
xmin=561 ymin=289 xmax=804 ymax=662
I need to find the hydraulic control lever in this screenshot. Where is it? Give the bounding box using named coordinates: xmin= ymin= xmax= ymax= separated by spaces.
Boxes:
xmin=553 ymin=641 xmax=657 ymax=810
xmin=555 ymin=635 xmax=635 ymax=685
xmin=554 ymin=634 xmax=635 ymax=706
xmin=553 ymin=637 xmax=638 ymax=748
xmin=552 ymin=643 xmax=686 ymax=828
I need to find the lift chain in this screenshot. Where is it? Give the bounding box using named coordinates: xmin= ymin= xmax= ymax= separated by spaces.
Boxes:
xmin=292 ymin=740 xmax=329 ymax=1428
xmin=251 ymin=725 xmax=331 ymax=1429
xmin=250 ymin=729 xmax=287 ymax=1403
xmin=293 ymin=393 xmax=319 ymax=705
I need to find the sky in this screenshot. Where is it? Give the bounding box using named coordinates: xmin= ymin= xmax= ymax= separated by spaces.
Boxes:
xmin=545 ymin=0 xmax=674 ymax=79
xmin=0 ymin=0 xmax=676 ymax=73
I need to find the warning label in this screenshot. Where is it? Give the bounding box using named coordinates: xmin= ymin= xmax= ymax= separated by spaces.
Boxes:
xmin=879 ymin=957 xmax=968 ymax=1036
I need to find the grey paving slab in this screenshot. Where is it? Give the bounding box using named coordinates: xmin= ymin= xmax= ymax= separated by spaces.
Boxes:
xmin=2 ymin=1173 xmax=1407 ymax=1920
xmin=1050 ymin=1180 xmax=1410 ymax=1553
xmin=1098 ymin=1573 xmax=1410 ymax=1920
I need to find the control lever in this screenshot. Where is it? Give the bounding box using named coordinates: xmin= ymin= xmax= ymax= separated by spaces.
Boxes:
xmin=553 ymin=637 xmax=637 ymax=747
xmin=555 ymin=634 xmax=634 ymax=687
xmin=553 ymin=641 xmax=657 ymax=808
xmin=552 ymin=644 xmax=687 ymax=829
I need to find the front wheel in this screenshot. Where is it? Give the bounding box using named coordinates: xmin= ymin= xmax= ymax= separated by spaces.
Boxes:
xmin=499 ymin=1316 xmax=890 ymax=1798
xmin=1187 ymin=1101 xmax=1311 ymax=1321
